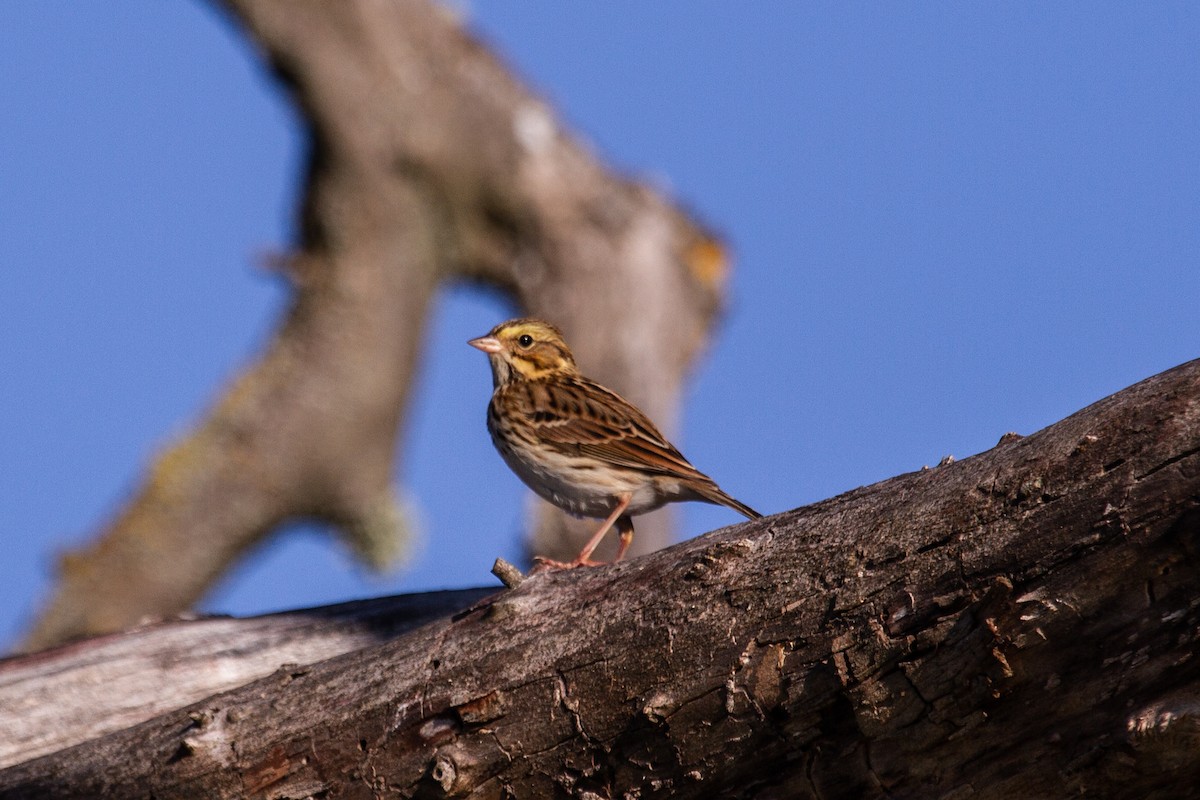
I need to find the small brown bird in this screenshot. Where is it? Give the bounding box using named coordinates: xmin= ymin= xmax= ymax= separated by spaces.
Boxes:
xmin=469 ymin=318 xmax=761 ymax=569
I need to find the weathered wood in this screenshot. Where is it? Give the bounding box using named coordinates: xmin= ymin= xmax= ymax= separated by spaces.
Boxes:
xmin=3 ymin=360 xmax=1198 ymax=798
xmin=0 ymin=590 xmax=492 ymax=770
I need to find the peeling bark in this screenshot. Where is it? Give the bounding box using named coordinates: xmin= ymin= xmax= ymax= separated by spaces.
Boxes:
xmin=24 ymin=0 xmax=727 ymax=650
xmin=0 ymin=590 xmax=490 ymax=770
xmin=3 ymin=360 xmax=1198 ymax=798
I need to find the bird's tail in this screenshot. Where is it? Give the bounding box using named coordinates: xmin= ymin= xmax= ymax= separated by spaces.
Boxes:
xmin=695 ymin=484 xmax=762 ymax=520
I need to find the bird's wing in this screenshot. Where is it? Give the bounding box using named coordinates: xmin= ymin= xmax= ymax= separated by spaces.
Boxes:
xmin=520 ymin=378 xmax=717 ymax=484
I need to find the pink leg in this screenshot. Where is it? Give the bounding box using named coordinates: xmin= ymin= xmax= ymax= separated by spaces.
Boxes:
xmin=613 ymin=516 xmax=634 ymax=562
xmin=534 ymin=493 xmax=632 ymax=570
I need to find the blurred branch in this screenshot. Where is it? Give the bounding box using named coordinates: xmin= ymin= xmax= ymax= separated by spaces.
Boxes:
xmin=23 ymin=0 xmax=728 ymax=650
xmin=3 ymin=361 xmax=1199 ymax=797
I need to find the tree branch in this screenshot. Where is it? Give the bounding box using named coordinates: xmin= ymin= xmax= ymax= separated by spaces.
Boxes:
xmin=0 ymin=590 xmax=491 ymax=770
xmin=24 ymin=0 xmax=727 ymax=650
xmin=4 ymin=360 xmax=1198 ymax=798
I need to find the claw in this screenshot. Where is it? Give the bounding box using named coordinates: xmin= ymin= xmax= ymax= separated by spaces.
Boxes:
xmin=531 ymin=555 xmax=607 ymax=572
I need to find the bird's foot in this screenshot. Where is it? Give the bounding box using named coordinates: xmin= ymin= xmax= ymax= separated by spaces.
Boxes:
xmin=530 ymin=555 xmax=607 ymax=573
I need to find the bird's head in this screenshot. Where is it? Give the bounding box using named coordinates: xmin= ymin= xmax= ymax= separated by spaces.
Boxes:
xmin=469 ymin=318 xmax=579 ymax=386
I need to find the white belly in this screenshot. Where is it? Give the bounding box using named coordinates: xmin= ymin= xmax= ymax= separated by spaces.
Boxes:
xmin=497 ymin=439 xmax=667 ymax=519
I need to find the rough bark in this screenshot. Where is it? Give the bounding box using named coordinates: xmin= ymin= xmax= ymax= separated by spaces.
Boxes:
xmin=0 ymin=590 xmax=491 ymax=770
xmin=24 ymin=0 xmax=727 ymax=651
xmin=3 ymin=360 xmax=1198 ymax=798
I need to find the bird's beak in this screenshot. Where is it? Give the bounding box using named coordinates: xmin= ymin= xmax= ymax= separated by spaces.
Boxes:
xmin=468 ymin=336 xmax=503 ymax=354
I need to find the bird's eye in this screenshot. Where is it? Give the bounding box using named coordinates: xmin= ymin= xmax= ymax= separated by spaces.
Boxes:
xmin=517 ymin=334 xmax=534 ymax=348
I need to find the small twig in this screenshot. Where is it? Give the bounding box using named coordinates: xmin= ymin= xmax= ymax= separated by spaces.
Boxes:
xmin=491 ymin=558 xmax=525 ymax=589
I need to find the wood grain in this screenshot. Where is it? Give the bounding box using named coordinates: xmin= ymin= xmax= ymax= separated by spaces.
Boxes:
xmin=4 ymin=360 xmax=1197 ymax=798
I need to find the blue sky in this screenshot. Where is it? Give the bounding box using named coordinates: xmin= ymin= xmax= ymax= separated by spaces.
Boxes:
xmin=2 ymin=3 xmax=1197 ymax=652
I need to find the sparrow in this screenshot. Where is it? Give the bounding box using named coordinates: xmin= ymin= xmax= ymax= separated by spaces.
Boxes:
xmin=470 ymin=318 xmax=760 ymax=569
